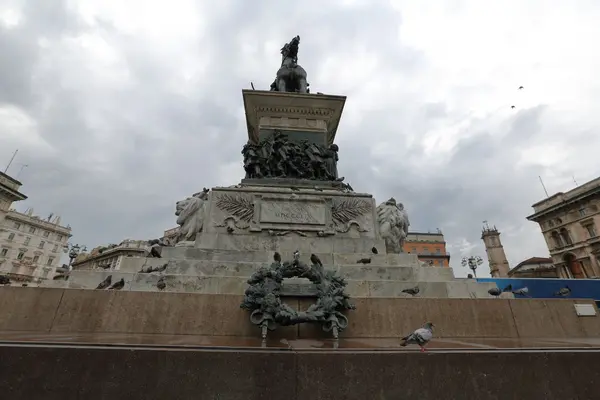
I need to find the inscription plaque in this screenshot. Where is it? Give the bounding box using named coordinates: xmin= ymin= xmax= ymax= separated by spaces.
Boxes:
xmin=280 ymin=283 xmax=319 ymax=297
xmin=260 ymin=200 xmax=326 ymax=225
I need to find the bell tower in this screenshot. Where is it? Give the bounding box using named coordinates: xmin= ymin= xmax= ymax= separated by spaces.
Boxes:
xmin=481 ymin=222 xmax=510 ymax=277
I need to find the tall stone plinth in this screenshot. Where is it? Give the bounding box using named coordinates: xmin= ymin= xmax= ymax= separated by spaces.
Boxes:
xmin=41 ymin=88 xmax=499 ymax=299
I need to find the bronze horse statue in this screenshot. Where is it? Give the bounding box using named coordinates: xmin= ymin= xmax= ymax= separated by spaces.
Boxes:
xmin=270 ymin=36 xmax=309 ymax=94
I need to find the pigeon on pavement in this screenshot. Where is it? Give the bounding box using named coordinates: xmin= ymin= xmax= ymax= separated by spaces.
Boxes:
xmin=108 ymin=278 xmax=125 ymax=290
xmin=554 ymin=286 xmax=571 ymax=297
xmin=96 ymin=275 xmax=112 ymax=290
xmin=512 ymin=287 xmax=530 ymax=297
xmin=356 ymin=257 xmax=371 ymax=264
xmin=400 ymin=322 xmax=434 ymax=352
xmin=402 ymin=286 xmax=420 ymax=296
xmin=371 ymin=247 xmax=378 ymax=254
xmin=488 ymin=287 xmax=501 ymax=298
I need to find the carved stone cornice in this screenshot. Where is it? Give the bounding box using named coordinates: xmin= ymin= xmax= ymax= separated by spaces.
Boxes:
xmin=242 ymin=90 xmax=346 ymax=146
xmin=255 ymin=105 xmax=335 ymax=117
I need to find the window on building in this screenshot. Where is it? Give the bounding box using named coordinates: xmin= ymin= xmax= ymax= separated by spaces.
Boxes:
xmin=39 ymin=241 xmax=45 ymax=249
xmin=24 ymin=237 xmax=30 ymax=245
xmin=46 ymin=257 xmax=55 ymax=266
xmin=28 ymin=227 xmax=35 ymax=234
xmin=17 ymin=252 xmax=25 ymax=260
xmin=33 ymin=255 xmax=39 ymax=263
xmin=1 ymin=249 xmax=7 ymax=257
xmin=53 ymin=244 xmax=58 ymax=252
xmin=13 ymin=222 xmax=20 ymax=229
xmin=435 ymin=248 xmax=441 ymax=254
xmin=412 ymin=247 xmax=417 ymax=253
xmin=560 ymin=228 xmax=573 ymax=245
xmin=43 ymin=231 xmax=50 ymax=237
xmin=585 ymin=224 xmax=597 ymax=238
xmin=579 ymin=208 xmax=586 ymax=217
xmin=8 ymin=233 xmax=15 ymax=241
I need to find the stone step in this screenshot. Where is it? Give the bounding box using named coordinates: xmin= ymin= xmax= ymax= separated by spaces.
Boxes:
xmin=117 ymin=258 xmax=455 ymax=281
xmin=193 ymin=232 xmax=387 ymax=254
xmin=47 ymin=271 xmax=495 ymax=299
xmin=160 ymin=247 xmax=421 ymax=267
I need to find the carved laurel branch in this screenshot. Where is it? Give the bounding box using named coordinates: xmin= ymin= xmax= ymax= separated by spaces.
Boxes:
xmin=331 ymin=198 xmax=372 ymax=232
xmin=214 ymin=194 xmax=254 ymax=229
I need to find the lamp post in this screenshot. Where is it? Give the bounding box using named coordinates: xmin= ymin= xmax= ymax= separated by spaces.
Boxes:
xmin=461 ymin=256 xmax=483 ymax=278
xmin=64 ymin=243 xmax=87 ymax=266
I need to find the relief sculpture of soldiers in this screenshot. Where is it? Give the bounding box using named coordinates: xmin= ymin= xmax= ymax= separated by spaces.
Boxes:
xmin=242 ymin=130 xmax=342 ymax=182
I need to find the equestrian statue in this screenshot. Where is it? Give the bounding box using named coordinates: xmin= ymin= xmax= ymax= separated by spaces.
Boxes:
xmin=270 ymin=35 xmax=309 ymax=94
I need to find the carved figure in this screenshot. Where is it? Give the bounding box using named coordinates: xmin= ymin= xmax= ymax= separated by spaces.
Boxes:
xmin=240 ymin=130 xmax=345 ymax=183
xmin=270 ymin=35 xmax=309 ymax=93
xmin=174 ymin=188 xmax=209 ymax=244
xmin=241 ymin=252 xmax=355 ymax=340
xmin=324 ymin=144 xmax=339 ymax=179
xmin=376 ymin=197 xmax=409 ymax=253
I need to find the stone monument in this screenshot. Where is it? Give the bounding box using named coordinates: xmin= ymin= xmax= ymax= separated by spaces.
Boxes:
xmin=42 ymin=35 xmax=499 ymax=335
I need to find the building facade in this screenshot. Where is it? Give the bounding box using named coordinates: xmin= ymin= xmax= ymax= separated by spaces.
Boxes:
xmin=0 ymin=208 xmax=71 ymax=283
xmin=0 ymin=171 xmax=27 ymax=227
xmin=481 ymin=224 xmax=510 ymax=278
xmin=527 ymin=176 xmax=600 ymax=279
xmin=160 ymin=227 xmax=178 ymax=246
xmin=403 ymin=231 xmax=450 ymax=267
xmin=507 ymin=257 xmax=558 ymax=278
xmin=72 ymin=239 xmax=149 ymax=271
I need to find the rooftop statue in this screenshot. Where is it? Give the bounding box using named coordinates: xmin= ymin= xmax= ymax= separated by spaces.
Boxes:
xmin=269 ymin=35 xmax=309 ymax=94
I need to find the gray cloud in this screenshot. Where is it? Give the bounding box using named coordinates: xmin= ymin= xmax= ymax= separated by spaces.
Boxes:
xmin=1 ymin=0 xmax=597 ymax=275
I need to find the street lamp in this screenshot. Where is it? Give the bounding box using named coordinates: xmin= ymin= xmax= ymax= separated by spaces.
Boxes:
xmin=64 ymin=243 xmax=87 ymax=266
xmin=461 ymin=256 xmax=483 ymax=278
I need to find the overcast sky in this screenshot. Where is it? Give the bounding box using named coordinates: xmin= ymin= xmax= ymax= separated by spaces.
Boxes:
xmin=1 ymin=0 xmax=599 ymax=276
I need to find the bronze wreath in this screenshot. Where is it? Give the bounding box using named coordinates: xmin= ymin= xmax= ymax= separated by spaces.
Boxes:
xmin=240 ymin=253 xmax=355 ymax=339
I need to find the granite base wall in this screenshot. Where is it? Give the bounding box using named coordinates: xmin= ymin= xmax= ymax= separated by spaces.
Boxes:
xmin=1 ymin=288 xmax=599 ymax=340
xmin=0 ymin=345 xmax=598 ymax=400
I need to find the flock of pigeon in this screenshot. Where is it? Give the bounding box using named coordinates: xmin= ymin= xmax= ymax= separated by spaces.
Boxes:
xmin=487 ymin=284 xmax=571 ymax=298
xmin=94 ymin=262 xmax=169 ymax=291
xmin=510 ymin=85 xmax=525 ymax=109
xmin=86 ymin=241 xmax=576 ymax=354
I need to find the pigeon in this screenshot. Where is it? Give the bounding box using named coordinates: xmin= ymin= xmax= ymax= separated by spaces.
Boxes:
xmin=502 ymin=284 xmax=513 ymax=292
xmin=356 ymin=257 xmax=371 ymax=264
xmin=518 ymin=86 xmax=524 ymax=90
xmin=511 ymin=105 xmax=516 ymax=109
xmin=108 ymin=278 xmax=125 ymax=290
xmin=156 ymin=277 xmax=166 ymax=291
xmin=488 ymin=287 xmax=501 ymax=298
xmin=310 ymin=254 xmax=323 ymax=267
xmin=96 ymin=275 xmax=112 ymax=290
xmin=400 ymin=322 xmax=434 ymax=352
xmin=402 ymin=286 xmax=420 ymax=296
xmin=273 ymin=252 xmax=282 ymax=263
xmin=554 ymin=286 xmax=571 ymax=297
xmin=512 ymin=287 xmax=530 ymax=297
xmin=371 ymin=247 xmax=378 ymax=254
xmin=226 ymin=226 xmax=235 ymax=234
